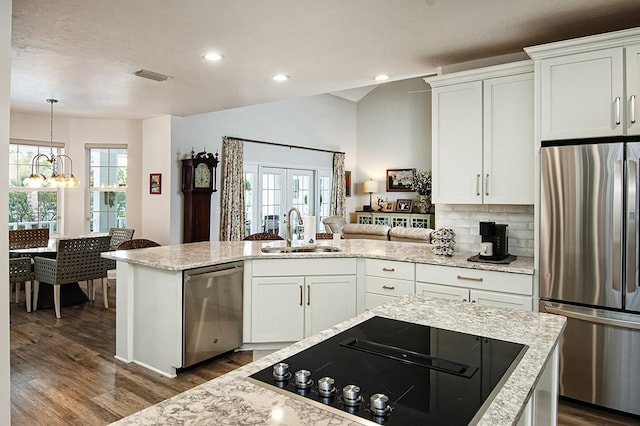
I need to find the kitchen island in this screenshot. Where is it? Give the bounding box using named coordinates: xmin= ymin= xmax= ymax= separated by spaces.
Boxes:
xmin=103 ymin=239 xmax=535 ymax=378
xmin=111 ymin=295 xmax=565 ymax=425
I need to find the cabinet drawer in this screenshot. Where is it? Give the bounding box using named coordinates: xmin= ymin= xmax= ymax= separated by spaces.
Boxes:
xmin=415 ymin=264 xmax=532 ymax=296
xmin=365 ymin=259 xmax=415 ymax=281
xmin=365 ymin=276 xmax=414 ymax=297
xmin=415 ymin=282 xmax=469 ymax=302
xmin=364 ymin=293 xmax=397 ymax=310
xmin=253 ymin=258 xmax=356 ymax=277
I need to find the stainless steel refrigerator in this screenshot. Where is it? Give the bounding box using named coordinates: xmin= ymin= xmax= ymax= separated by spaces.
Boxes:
xmin=540 ymin=138 xmax=640 ymax=416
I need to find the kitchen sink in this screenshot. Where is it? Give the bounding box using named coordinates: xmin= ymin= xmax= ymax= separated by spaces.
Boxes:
xmin=261 ymin=246 xmax=342 ymax=254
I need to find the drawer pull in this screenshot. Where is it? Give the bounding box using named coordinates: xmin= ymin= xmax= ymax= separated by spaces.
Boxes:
xmin=382 ymin=285 xmax=396 ymax=290
xmin=299 ymin=286 xmax=303 ymax=306
xmin=457 ymin=275 xmax=483 ymax=282
xmin=382 ymin=267 xmax=395 ymax=272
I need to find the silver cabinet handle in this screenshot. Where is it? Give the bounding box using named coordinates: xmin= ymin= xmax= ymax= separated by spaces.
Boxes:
xmin=615 ymin=97 xmax=621 ymax=125
xmin=457 ymin=275 xmax=483 ymax=282
xmin=476 ymin=174 xmax=481 ymax=196
xmin=299 ymin=285 xmax=303 ymax=306
xmin=382 ymin=285 xmax=396 ymax=290
xmin=632 ymin=95 xmax=637 ymax=124
xmin=382 ymin=267 xmax=395 ymax=272
xmin=307 ymin=285 xmax=310 ymax=306
xmin=485 ymin=173 xmax=489 ymax=196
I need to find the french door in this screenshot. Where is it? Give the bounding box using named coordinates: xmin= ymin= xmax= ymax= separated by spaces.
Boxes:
xmin=257 ymin=167 xmax=316 ymax=238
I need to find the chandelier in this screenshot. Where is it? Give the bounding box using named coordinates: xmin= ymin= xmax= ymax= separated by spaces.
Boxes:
xmin=23 ymin=99 xmax=79 ymax=188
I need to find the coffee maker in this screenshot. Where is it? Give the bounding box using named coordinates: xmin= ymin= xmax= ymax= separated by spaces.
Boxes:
xmin=479 ymin=221 xmax=509 ymax=260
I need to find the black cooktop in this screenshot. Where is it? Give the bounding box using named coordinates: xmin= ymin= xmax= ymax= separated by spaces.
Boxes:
xmin=248 ymin=316 xmax=527 ymax=425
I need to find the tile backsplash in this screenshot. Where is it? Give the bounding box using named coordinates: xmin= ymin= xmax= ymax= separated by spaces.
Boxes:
xmin=435 ymin=204 xmax=534 ymax=257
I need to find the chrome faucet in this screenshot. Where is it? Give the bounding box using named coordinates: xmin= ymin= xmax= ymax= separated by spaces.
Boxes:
xmin=285 ymin=207 xmax=303 ymax=247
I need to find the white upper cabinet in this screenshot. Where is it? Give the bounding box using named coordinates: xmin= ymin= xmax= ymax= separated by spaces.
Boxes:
xmin=426 ymin=61 xmax=534 ymax=205
xmin=525 ymin=28 xmax=640 ymax=140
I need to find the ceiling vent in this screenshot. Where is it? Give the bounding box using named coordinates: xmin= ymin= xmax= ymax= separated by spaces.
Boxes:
xmin=132 ymin=69 xmax=171 ymax=82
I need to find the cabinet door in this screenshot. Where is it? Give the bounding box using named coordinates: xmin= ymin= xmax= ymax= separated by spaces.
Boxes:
xmin=432 ymin=81 xmax=483 ymax=203
xmin=416 ymin=282 xmax=469 ymax=302
xmin=252 ymin=277 xmax=304 ymax=342
xmin=470 ymin=289 xmax=532 ymax=311
xmin=540 ymin=48 xmax=624 ymax=140
xmin=305 ymin=275 xmax=356 ymax=337
xmin=626 ymin=44 xmax=640 ymax=136
xmin=483 ymin=73 xmax=534 ymax=204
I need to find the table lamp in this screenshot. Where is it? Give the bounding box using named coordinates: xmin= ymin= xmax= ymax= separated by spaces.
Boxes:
xmin=363 ymin=179 xmax=378 ymax=212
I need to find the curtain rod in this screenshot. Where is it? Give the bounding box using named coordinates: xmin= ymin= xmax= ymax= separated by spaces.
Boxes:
xmin=227 ymin=136 xmax=345 ymax=155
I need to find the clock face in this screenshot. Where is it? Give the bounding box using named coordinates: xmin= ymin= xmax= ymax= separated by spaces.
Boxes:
xmin=194 ymin=163 xmax=211 ymax=188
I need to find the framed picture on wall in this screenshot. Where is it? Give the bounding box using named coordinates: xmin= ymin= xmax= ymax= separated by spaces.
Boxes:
xmin=386 ymin=168 xmax=415 ymax=192
xmin=150 ymin=173 xmax=162 ymax=194
xmin=345 ymin=170 xmax=352 ymax=197
xmin=395 ymin=199 xmax=413 ymax=212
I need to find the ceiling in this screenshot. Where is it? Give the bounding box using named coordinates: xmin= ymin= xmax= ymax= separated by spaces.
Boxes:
xmin=10 ymin=0 xmax=640 ymax=120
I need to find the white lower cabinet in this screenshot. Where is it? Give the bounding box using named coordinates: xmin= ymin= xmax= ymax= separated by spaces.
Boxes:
xmin=250 ymin=258 xmax=357 ymax=343
xmin=364 ymin=259 xmax=415 ymax=310
xmin=415 ymin=264 xmax=533 ymax=311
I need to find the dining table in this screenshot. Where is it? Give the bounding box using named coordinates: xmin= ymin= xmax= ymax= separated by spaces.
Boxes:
xmin=9 ymin=245 xmax=89 ymax=310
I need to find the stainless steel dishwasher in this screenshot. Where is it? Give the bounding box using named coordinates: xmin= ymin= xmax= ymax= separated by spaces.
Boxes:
xmin=182 ymin=261 xmax=243 ymax=368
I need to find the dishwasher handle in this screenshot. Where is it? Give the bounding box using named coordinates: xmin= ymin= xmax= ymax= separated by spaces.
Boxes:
xmin=184 ymin=265 xmax=243 ymax=282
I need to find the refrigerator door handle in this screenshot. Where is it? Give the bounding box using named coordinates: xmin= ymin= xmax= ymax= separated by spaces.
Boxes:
xmin=627 ymin=160 xmax=637 ymax=294
xmin=543 ymin=303 xmax=640 ymax=330
xmin=613 ymin=160 xmax=623 ymax=292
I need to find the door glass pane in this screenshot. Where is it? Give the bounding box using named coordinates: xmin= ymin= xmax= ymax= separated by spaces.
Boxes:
xmin=244 ymin=170 xmax=255 ymax=235
xmin=319 ymin=175 xmax=331 ymax=231
xmin=261 ymin=171 xmax=282 ymax=235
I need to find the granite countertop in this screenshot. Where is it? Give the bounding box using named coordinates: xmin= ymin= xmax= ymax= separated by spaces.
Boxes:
xmin=111 ymin=295 xmax=565 ymax=425
xmin=102 ymin=239 xmax=534 ymax=274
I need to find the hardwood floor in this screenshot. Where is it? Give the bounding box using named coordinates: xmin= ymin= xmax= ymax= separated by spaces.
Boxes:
xmin=9 ymin=282 xmax=640 ymax=425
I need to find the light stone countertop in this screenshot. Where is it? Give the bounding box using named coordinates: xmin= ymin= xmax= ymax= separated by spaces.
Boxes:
xmin=111 ymin=295 xmax=565 ymax=425
xmin=102 ymin=239 xmax=534 ymax=274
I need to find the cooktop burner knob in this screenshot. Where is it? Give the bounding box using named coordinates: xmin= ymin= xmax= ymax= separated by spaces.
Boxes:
xmin=317 ymin=377 xmax=336 ymax=396
xmin=369 ymin=393 xmax=390 ymax=416
xmin=342 ymin=384 xmax=361 ymax=405
xmin=272 ymin=363 xmax=290 ymax=381
xmin=294 ymin=369 xmax=312 ymax=389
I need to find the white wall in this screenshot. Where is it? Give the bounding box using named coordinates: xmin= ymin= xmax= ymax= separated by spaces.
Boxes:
xmin=9 ymin=112 xmax=143 ymax=238
xmin=142 ymin=116 xmax=172 ymax=244
xmin=1 ymin=0 xmax=11 ymax=421
xmin=172 ymin=94 xmax=357 ymax=241
xmin=355 ymin=78 xmax=432 ymax=215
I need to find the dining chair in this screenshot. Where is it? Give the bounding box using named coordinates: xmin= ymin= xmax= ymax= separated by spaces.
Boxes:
xmin=115 ymin=238 xmax=161 ymax=250
xmin=9 ymin=228 xmax=50 ymax=250
xmin=108 ymin=227 xmax=135 ymax=250
xmin=9 ymin=257 xmax=33 ymax=312
xmin=243 ymin=232 xmax=284 ymax=241
xmin=33 ymin=236 xmax=111 ymax=318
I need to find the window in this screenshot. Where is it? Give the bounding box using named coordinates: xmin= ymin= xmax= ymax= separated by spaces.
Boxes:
xmin=318 ymin=170 xmax=332 ymax=231
xmin=87 ymin=146 xmax=127 ymax=233
xmin=8 ymin=141 xmax=61 ymax=232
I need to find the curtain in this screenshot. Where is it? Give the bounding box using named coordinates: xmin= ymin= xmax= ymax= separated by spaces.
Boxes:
xmin=220 ymin=137 xmax=245 ymax=241
xmin=330 ymin=152 xmax=346 ymax=217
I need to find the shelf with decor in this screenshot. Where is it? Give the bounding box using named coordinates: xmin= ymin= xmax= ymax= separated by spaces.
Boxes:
xmin=355 ymin=212 xmax=434 ymax=229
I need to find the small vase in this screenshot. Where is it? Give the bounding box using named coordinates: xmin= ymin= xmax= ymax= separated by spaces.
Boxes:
xmin=415 ymin=195 xmax=431 ymax=213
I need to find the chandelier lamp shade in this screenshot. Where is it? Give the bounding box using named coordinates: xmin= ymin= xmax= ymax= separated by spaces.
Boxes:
xmin=23 ymin=99 xmax=79 ymax=189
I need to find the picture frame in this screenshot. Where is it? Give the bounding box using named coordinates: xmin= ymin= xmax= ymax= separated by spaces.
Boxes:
xmin=395 ymin=199 xmax=413 ymax=212
xmin=386 ymin=168 xmax=415 ymax=192
xmin=345 ymin=170 xmax=351 ymax=197
xmin=381 ymin=201 xmax=395 ymax=212
xmin=150 ymin=173 xmax=162 ymax=194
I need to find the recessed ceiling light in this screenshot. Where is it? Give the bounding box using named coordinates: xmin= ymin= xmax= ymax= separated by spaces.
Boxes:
xmin=273 ymin=74 xmax=290 ymax=82
xmin=374 ymin=74 xmax=390 ymax=81
xmin=203 ymin=52 xmax=223 ymax=61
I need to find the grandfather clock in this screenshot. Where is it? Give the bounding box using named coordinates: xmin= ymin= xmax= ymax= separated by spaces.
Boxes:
xmin=181 ymin=149 xmax=219 ymax=243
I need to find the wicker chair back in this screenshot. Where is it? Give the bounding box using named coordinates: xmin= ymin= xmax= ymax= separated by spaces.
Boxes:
xmin=9 ymin=228 xmax=50 ymax=249
xmin=116 ymin=239 xmax=161 ymax=250
xmin=108 ymin=227 xmax=135 ymax=250
xmin=243 ymin=232 xmax=284 ymax=241
xmin=9 ymin=257 xmax=32 ymax=284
